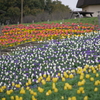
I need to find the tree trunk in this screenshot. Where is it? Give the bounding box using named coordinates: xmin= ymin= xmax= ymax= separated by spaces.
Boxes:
xmin=0 ymin=25 xmax=1 ymax=35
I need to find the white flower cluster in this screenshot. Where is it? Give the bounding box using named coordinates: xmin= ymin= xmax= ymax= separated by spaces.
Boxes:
xmin=0 ymin=31 xmax=100 ymax=89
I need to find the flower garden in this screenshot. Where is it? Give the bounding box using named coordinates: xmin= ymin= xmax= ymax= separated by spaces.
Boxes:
xmin=0 ymin=22 xmax=100 ymax=100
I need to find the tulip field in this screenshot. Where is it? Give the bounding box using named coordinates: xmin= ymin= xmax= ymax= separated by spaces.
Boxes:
xmin=0 ymin=22 xmax=100 ymax=100
xmin=0 ymin=23 xmax=98 ymax=49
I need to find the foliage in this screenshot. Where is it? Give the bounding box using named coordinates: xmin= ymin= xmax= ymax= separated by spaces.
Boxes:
xmin=0 ymin=0 xmax=71 ymax=24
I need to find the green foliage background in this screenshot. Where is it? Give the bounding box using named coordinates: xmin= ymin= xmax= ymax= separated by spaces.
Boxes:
xmin=0 ymin=0 xmax=71 ymax=24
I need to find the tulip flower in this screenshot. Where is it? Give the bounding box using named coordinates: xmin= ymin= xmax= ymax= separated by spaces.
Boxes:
xmin=20 ymin=87 xmax=26 ymax=94
xmin=1 ymin=98 xmax=6 ymax=100
xmin=71 ymin=96 xmax=77 ymax=100
xmin=38 ymin=87 xmax=44 ymax=93
xmin=10 ymin=96 xmax=14 ymax=100
xmin=61 ymin=96 xmax=64 ymax=99
xmin=94 ymin=87 xmax=98 ymax=92
xmin=54 ymin=88 xmax=58 ymax=92
xmin=84 ymin=96 xmax=88 ymax=100
xmin=90 ymin=77 xmax=94 ymax=81
xmin=69 ymin=74 xmax=74 ymax=79
xmin=41 ymin=79 xmax=46 ymax=85
xmin=52 ymin=77 xmax=58 ymax=83
xmin=85 ymin=74 xmax=90 ymax=78
xmin=62 ymin=77 xmax=66 ymax=82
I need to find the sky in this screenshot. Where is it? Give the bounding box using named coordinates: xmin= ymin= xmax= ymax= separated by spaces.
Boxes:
xmin=59 ymin=0 xmax=82 ymax=11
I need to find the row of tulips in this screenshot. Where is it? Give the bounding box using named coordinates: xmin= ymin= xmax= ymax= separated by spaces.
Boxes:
xmin=0 ymin=23 xmax=99 ymax=49
xmin=0 ymin=64 xmax=100 ymax=100
xmin=0 ymin=31 xmax=100 ymax=90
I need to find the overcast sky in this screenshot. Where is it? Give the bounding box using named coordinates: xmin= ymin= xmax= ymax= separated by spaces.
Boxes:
xmin=59 ymin=0 xmax=82 ymax=11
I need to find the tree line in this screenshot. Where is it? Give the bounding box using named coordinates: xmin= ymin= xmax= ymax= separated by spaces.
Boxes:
xmin=0 ymin=0 xmax=71 ymax=24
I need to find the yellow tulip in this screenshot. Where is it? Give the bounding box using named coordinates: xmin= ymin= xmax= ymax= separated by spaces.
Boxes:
xmin=2 ymin=86 xmax=6 ymax=90
xmin=6 ymin=90 xmax=11 ymax=95
xmin=84 ymin=65 xmax=89 ymax=69
xmin=84 ymin=96 xmax=88 ymax=100
xmin=48 ymin=90 xmax=52 ymax=94
xmin=71 ymin=70 xmax=75 ymax=73
xmin=80 ymin=75 xmax=84 ymax=80
xmin=32 ymin=96 xmax=37 ymax=100
xmin=28 ymin=78 xmax=32 ymax=85
xmin=63 ymin=72 xmax=68 ymax=78
xmin=26 ymin=86 xmax=30 ymax=90
xmin=79 ymin=87 xmax=84 ymax=92
xmin=41 ymin=79 xmax=46 ymax=85
xmin=82 ymin=79 xmax=85 ymax=85
xmin=94 ymin=87 xmax=98 ymax=92
xmin=54 ymin=88 xmax=58 ymax=92
xmin=52 ymin=83 xmax=56 ymax=89
xmin=61 ymin=96 xmax=64 ymax=99
xmin=90 ymin=77 xmax=94 ymax=81
xmin=15 ymin=96 xmax=19 ymax=100
xmin=0 ymin=88 xmax=3 ymax=92
xmin=38 ymin=87 xmax=44 ymax=93
xmin=95 ymin=73 xmax=99 ymax=77
xmin=43 ymin=74 xmax=46 ymax=78
xmin=68 ymin=97 xmax=72 ymax=100
xmin=93 ymin=70 xmax=96 ymax=74
xmin=20 ymin=87 xmax=26 ymax=94
xmin=62 ymin=77 xmax=66 ymax=82
xmin=88 ymin=69 xmax=91 ymax=73
xmin=12 ymin=82 xmax=15 ymax=86
xmin=30 ymin=90 xmax=34 ymax=95
xmin=85 ymin=74 xmax=90 ymax=78
xmin=46 ymin=76 xmax=51 ymax=82
xmin=77 ymin=81 xmax=82 ymax=86
xmin=77 ymin=89 xmax=81 ymax=94
xmin=58 ymin=73 xmax=61 ymax=76
xmin=91 ymin=67 xmax=95 ymax=71
xmin=71 ymin=96 xmax=76 ymax=100
xmin=69 ymin=74 xmax=74 ymax=79
xmin=38 ymin=78 xmax=41 ymax=83
xmin=10 ymin=96 xmax=14 ymax=100
xmin=33 ymin=92 xmax=37 ymax=96
xmin=68 ymin=70 xmax=71 ymax=74
xmin=19 ymin=97 xmax=23 ymax=100
xmin=94 ymin=80 xmax=99 ymax=86
xmin=26 ymin=82 xmax=29 ymax=86
xmin=82 ymin=90 xmax=85 ymax=94
xmin=83 ymin=68 xmax=86 ymax=72
xmin=67 ymin=85 xmax=72 ymax=90
xmin=46 ymin=90 xmax=52 ymax=96
xmin=65 ymin=83 xmax=69 ymax=86
xmin=39 ymin=76 xmax=43 ymax=80
xmin=10 ymin=89 xmax=13 ymax=93
xmin=64 ymin=85 xmax=67 ymax=90
xmin=46 ymin=92 xmax=50 ymax=96
xmin=15 ymin=84 xmax=21 ymax=88
xmin=1 ymin=98 xmax=6 ymax=100
xmin=52 ymin=77 xmax=58 ymax=83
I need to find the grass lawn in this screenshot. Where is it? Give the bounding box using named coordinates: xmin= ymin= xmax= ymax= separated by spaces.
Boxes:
xmin=26 ymin=17 xmax=98 ymax=25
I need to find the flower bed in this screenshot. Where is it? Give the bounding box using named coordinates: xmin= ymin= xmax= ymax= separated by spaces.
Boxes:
xmin=0 ymin=23 xmax=99 ymax=49
xmin=0 ymin=23 xmax=100 ymax=100
xmin=0 ymin=65 xmax=100 ymax=100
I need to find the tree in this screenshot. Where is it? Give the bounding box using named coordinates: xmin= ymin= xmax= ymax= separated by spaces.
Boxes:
xmin=7 ymin=7 xmax=20 ymax=24
xmin=0 ymin=0 xmax=71 ymax=24
xmin=44 ymin=0 xmax=53 ymax=13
